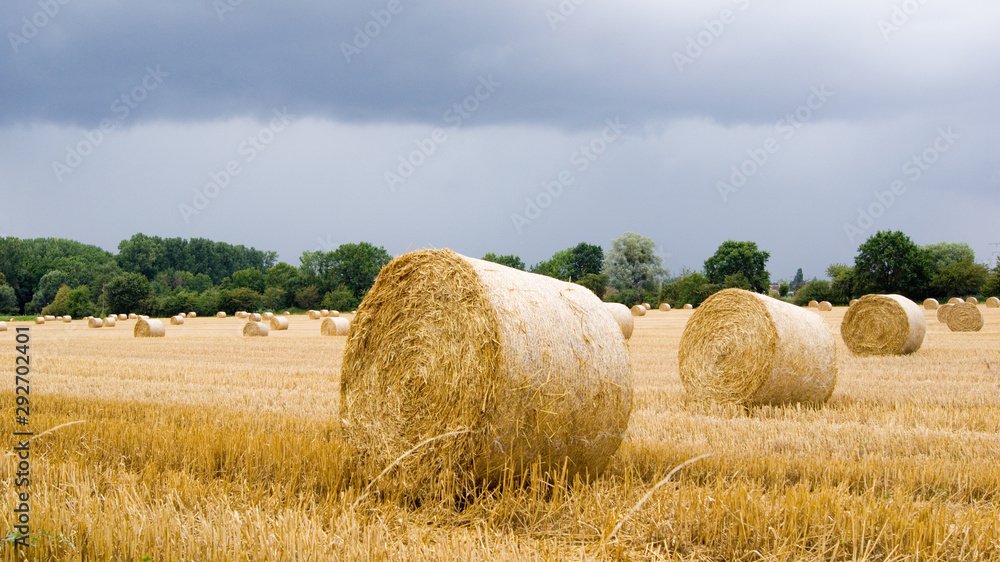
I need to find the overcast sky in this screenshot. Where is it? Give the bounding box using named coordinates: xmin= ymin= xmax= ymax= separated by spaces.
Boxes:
xmin=2 ymin=1 xmax=998 ymax=281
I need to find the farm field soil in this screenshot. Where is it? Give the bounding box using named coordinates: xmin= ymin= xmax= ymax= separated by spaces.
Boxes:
xmin=2 ymin=309 xmax=999 ymax=560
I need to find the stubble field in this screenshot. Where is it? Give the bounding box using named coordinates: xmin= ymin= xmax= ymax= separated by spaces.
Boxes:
xmin=2 ymin=307 xmax=1000 ymax=561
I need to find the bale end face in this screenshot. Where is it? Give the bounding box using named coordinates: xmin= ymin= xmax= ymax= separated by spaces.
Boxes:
xmin=630 ymin=305 xmax=646 ymax=316
xmin=320 ymin=317 xmax=350 ymax=336
xmin=134 ymin=318 xmax=165 ymax=338
xmin=605 ymin=303 xmax=634 ymax=339
xmin=818 ymin=301 xmax=833 ymax=311
xmin=243 ymin=322 xmax=269 ymax=337
xmin=987 ymin=297 xmax=1000 ymax=309
xmin=683 ymin=303 xmax=694 ymax=310
xmin=187 ymin=312 xmax=197 ymax=318
xmin=217 ymin=311 xmax=227 ymax=318
xmin=842 ymin=294 xmax=925 ymax=356
xmin=923 ymin=298 xmax=939 ymax=310
xmin=658 ymin=303 xmax=671 ymax=311
xmin=270 ymin=316 xmax=289 ymax=331
xmin=946 ymin=302 xmax=984 ymax=332
xmin=88 ymin=318 xmax=104 ymax=328
xmin=308 ymin=310 xmax=322 ymax=320
xmin=170 ymin=316 xmax=184 ymax=325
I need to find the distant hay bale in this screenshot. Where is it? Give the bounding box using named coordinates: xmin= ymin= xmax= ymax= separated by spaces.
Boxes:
xmin=320 ymin=309 xmax=330 ymax=317
xmin=104 ymin=317 xmax=116 ymax=327
xmin=249 ymin=313 xmax=262 ymax=322
xmin=134 ymin=318 xmax=165 ymax=338
xmin=808 ymin=300 xmax=819 ymax=308
xmin=128 ymin=313 xmax=137 ymax=320
xmin=320 ymin=317 xmax=350 ymax=336
xmin=243 ymin=321 xmax=269 ymax=337
xmin=170 ymin=315 xmax=184 ymax=325
xmin=841 ymin=294 xmax=925 ymax=356
xmin=283 ymin=311 xmax=291 ymax=315
xmin=217 ymin=311 xmax=226 ymax=318
xmin=0 ymin=322 xmax=6 ymax=332
xmin=818 ymin=301 xmax=833 ymax=311
xmin=678 ymin=288 xmax=837 ymax=406
xmin=308 ymin=310 xmax=321 ymax=320
xmin=63 ymin=316 xmax=72 ymax=323
xmin=44 ymin=315 xmax=56 ymax=321
xmin=329 ymin=310 xmax=340 ymax=317
xmin=270 ymin=316 xmax=289 ymax=331
xmin=923 ymin=298 xmax=939 ymax=310
xmin=340 ymin=249 xmax=631 ymax=500
xmin=605 ymin=303 xmax=634 ymax=340
xmin=642 ymin=303 xmax=651 ymax=310
xmin=659 ymin=303 xmax=671 ymax=311
xmin=987 ymin=297 xmax=1000 ymax=309
xmin=262 ymin=312 xmax=274 ymax=320
xmin=937 ymin=303 xmax=955 ymax=323
xmin=966 ymin=297 xmax=979 ymax=305
xmin=35 ymin=317 xmax=44 ymax=325
xmin=88 ymin=317 xmax=104 ymax=328
xmin=117 ymin=314 xmax=126 ymax=320
xmin=683 ymin=303 xmax=694 ymax=310
xmin=186 ymin=312 xmax=195 ymax=318
xmin=946 ymin=302 xmax=984 ymax=332
xmin=630 ymin=304 xmax=646 ymax=316
xmin=948 ymin=297 xmax=964 ymax=305
xmin=849 ymin=299 xmax=859 ymax=307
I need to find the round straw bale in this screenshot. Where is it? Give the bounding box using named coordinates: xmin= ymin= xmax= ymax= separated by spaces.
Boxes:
xmin=604 ymin=303 xmax=634 ymax=340
xmin=243 ymin=321 xmax=269 ymax=337
xmin=283 ymin=311 xmax=291 ymax=315
xmin=134 ymin=318 xmax=165 ymax=338
xmin=170 ymin=315 xmax=184 ymax=325
xmin=34 ymin=317 xmax=44 ymax=325
xmin=683 ymin=303 xmax=694 ymax=310
xmin=329 ymin=310 xmax=340 ymax=317
xmin=320 ymin=316 xmax=350 ymax=336
xmin=965 ymin=297 xmax=978 ymax=305
xmin=807 ymin=300 xmax=819 ymax=308
xmin=987 ymin=297 xmax=1000 ymax=309
xmin=937 ymin=303 xmax=955 ymax=323
xmin=849 ymin=299 xmax=859 ymax=307
xmin=841 ymin=294 xmax=925 ymax=356
xmin=946 ymin=302 xmax=984 ymax=332
xmin=44 ymin=315 xmax=56 ymax=321
xmin=320 ymin=309 xmax=330 ymax=317
xmin=0 ymin=322 xmax=6 ymax=332
xmin=103 ymin=317 xmax=116 ymax=327
xmin=818 ymin=301 xmax=833 ymax=311
xmin=642 ymin=303 xmax=651 ymax=310
xmin=262 ymin=312 xmax=274 ymax=320
xmin=63 ymin=315 xmax=72 ymax=322
xmin=249 ymin=313 xmax=262 ymax=322
xmin=270 ymin=316 xmax=289 ymax=331
xmin=128 ymin=313 xmax=138 ymax=319
xmin=679 ymin=288 xmax=836 ymax=406
xmin=659 ymin=303 xmax=671 ymax=311
xmin=948 ymin=297 xmax=963 ymax=305
xmin=341 ymin=249 xmax=631 ymax=499
xmin=308 ymin=310 xmax=321 ymax=320
xmin=217 ymin=311 xmax=227 ymax=318
xmin=140 ymin=315 xmax=149 ymax=320
xmin=630 ymin=304 xmax=646 ymax=316
xmin=187 ymin=311 xmax=197 ymax=318
xmin=88 ymin=317 xmax=104 ymax=328
xmin=923 ymin=298 xmax=939 ymax=310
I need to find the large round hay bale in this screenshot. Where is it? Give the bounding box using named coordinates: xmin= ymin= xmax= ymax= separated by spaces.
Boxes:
xmin=683 ymin=303 xmax=694 ymax=310
xmin=604 ymin=303 xmax=634 ymax=340
xmin=217 ymin=311 xmax=226 ymax=318
xmin=341 ymin=249 xmax=631 ymax=499
xmin=678 ymin=288 xmax=836 ymax=406
xmin=270 ymin=316 xmax=289 ymax=331
xmin=630 ymin=305 xmax=646 ymax=316
xmin=946 ymin=302 xmax=984 ymax=332
xmin=134 ymin=318 xmax=165 ymax=338
xmin=243 ymin=321 xmax=269 ymax=337
xmin=987 ymin=297 xmax=1000 ymax=309
xmin=642 ymin=303 xmax=651 ymax=310
xmin=170 ymin=316 xmax=184 ymax=325
xmin=948 ymin=297 xmax=964 ymax=305
xmin=966 ymin=297 xmax=979 ymax=305
xmin=659 ymin=303 xmax=671 ymax=311
xmin=103 ymin=317 xmax=116 ymax=327
xmin=937 ymin=303 xmax=955 ymax=323
xmin=923 ymin=298 xmax=939 ymax=310
xmin=849 ymin=299 xmax=859 ymax=307
xmin=841 ymin=294 xmax=925 ymax=356
xmin=187 ymin=311 xmax=197 ymax=318
xmin=128 ymin=313 xmax=138 ymax=320
xmin=818 ymin=301 xmax=833 ymax=311
xmin=320 ymin=317 xmax=350 ymax=336
xmin=308 ymin=310 xmax=321 ymax=320
xmin=63 ymin=315 xmax=72 ymax=323
xmin=88 ymin=317 xmax=103 ymax=328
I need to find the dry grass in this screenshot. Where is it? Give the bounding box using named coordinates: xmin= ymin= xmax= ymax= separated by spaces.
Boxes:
xmin=2 ymin=308 xmax=1000 ymax=560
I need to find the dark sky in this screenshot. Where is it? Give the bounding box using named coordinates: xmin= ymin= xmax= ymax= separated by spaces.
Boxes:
xmin=2 ymin=1 xmax=998 ymax=280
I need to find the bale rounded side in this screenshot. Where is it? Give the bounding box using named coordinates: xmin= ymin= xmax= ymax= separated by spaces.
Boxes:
xmin=308 ymin=310 xmax=321 ymax=319
xmin=659 ymin=303 xmax=671 ymax=311
xmin=987 ymin=297 xmax=1000 ymax=309
xmin=170 ymin=316 xmax=184 ymax=325
xmin=937 ymin=303 xmax=955 ymax=323
xmin=187 ymin=312 xmax=197 ymax=318
xmin=841 ymin=294 xmax=925 ymax=356
xmin=0 ymin=322 xmax=6 ymax=332
xmin=605 ymin=303 xmax=634 ymax=340
xmin=88 ymin=317 xmax=103 ymax=328
xmin=966 ymin=297 xmax=979 ymax=305
xmin=818 ymin=301 xmax=833 ymax=311
xmin=270 ymin=316 xmax=289 ymax=331
xmin=104 ymin=317 xmax=116 ymax=327
xmin=630 ymin=305 xmax=646 ymax=316
xmin=134 ymin=318 xmax=165 ymax=337
xmin=243 ymin=322 xmax=269 ymax=337
xmin=320 ymin=317 xmax=350 ymax=336
xmin=217 ymin=311 xmax=227 ymax=318
xmin=683 ymin=303 xmax=694 ymax=310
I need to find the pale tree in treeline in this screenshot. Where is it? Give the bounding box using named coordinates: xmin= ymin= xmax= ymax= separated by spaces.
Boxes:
xmin=603 ymin=232 xmax=666 ymax=292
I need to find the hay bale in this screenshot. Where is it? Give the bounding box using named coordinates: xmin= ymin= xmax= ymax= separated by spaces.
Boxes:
xmin=270 ymin=316 xmax=289 ymax=331
xmin=937 ymin=303 xmax=955 ymax=323
xmin=186 ymin=311 xmax=195 ymax=318
xmin=630 ymin=304 xmax=646 ymax=316
xmin=849 ymin=299 xmax=859 ymax=307
xmin=283 ymin=311 xmax=290 ymax=315
xmin=217 ymin=311 xmax=227 ymax=318
xmin=659 ymin=303 xmax=671 ymax=311
xmin=34 ymin=317 xmax=44 ymax=325
xmin=948 ymin=297 xmax=964 ymax=305
xmin=104 ymin=317 xmax=116 ymax=327
xmin=262 ymin=312 xmax=275 ymax=320
xmin=923 ymin=298 xmax=939 ymax=310
xmin=807 ymin=300 xmax=819 ymax=308
xmin=642 ymin=303 xmax=651 ymax=310
xmin=128 ymin=313 xmax=138 ymax=320
xmin=249 ymin=313 xmax=262 ymax=322
xmin=44 ymin=315 xmax=56 ymax=321
xmin=965 ymin=297 xmax=979 ymax=305
xmin=134 ymin=318 xmax=165 ymax=338
xmin=818 ymin=301 xmax=833 ymax=311
xmin=170 ymin=315 xmax=184 ymax=325
xmin=320 ymin=309 xmax=330 ymax=317
xmin=243 ymin=321 xmax=269 ymax=337
xmin=63 ymin=315 xmax=72 ymax=322
xmin=987 ymin=297 xmax=1000 ymax=309
xmin=88 ymin=317 xmax=104 ymax=328
xmin=605 ymin=303 xmax=634 ymax=340
xmin=0 ymin=322 xmax=6 ymax=332
xmin=320 ymin=317 xmax=350 ymax=336
xmin=308 ymin=310 xmax=321 ymax=320
xmin=341 ymin=249 xmax=631 ymax=499
xmin=841 ymin=294 xmax=925 ymax=356
xmin=946 ymin=302 xmax=984 ymax=332
xmin=678 ymin=288 xmax=836 ymax=406
xmin=683 ymin=303 xmax=694 ymax=310
xmin=329 ymin=310 xmax=340 ymax=317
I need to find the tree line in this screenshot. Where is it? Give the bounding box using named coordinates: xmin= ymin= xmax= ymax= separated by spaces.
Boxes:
xmin=1 ymin=230 xmax=998 ymax=317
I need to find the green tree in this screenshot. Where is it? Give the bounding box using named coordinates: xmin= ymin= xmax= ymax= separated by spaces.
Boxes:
xmin=321 ymin=285 xmax=360 ymax=312
xmin=924 ymin=242 xmax=975 ymax=274
xmin=604 ymin=232 xmax=666 ymax=293
xmin=577 ymin=273 xmax=608 ymax=298
xmin=827 ymin=264 xmax=856 ymax=305
xmin=220 ymin=287 xmax=262 ymax=313
xmin=704 ymin=240 xmax=771 ymax=293
xmin=294 ymin=285 xmax=322 ymax=310
xmin=571 ymin=243 xmax=604 ymax=278
xmin=42 ymin=285 xmax=72 ymax=316
xmin=31 ymin=270 xmax=71 ymax=309
xmin=721 ymin=272 xmax=752 ymax=290
xmin=104 ymin=272 xmax=151 ymax=314
xmin=232 ymin=268 xmax=265 ymax=293
xmin=265 ymin=262 xmax=301 ymax=295
xmin=790 ymin=268 xmax=805 ymax=292
xmin=0 ymin=285 xmax=18 ymax=314
xmin=853 ymin=231 xmax=932 ymax=298
xmin=778 ymin=282 xmax=789 ymax=298
xmin=262 ymin=287 xmax=288 ymax=311
xmin=531 ymin=249 xmax=574 ymax=280
xmin=117 ymin=233 xmax=166 ymax=279
xmin=330 ymin=242 xmax=392 ymax=300
xmin=660 ymin=270 xmax=710 ymax=307
xmin=981 ymin=260 xmax=1000 ymax=297
xmin=792 ymin=279 xmax=832 ymax=306
xmin=930 ymin=259 xmax=988 ymax=298
xmin=482 ymin=253 xmax=526 ymax=270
